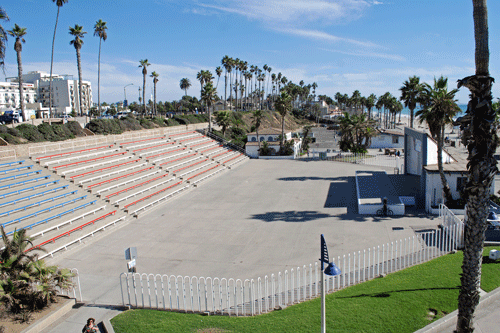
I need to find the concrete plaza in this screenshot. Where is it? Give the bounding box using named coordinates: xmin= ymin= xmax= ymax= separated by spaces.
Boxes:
xmin=49 ymin=158 xmax=440 ymax=307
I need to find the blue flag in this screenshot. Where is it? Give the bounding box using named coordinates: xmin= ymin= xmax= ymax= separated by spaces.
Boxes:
xmin=321 ymin=234 xmax=329 ymax=263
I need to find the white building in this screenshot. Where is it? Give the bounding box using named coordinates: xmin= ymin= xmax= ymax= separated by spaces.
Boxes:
xmin=16 ymin=71 xmax=93 ymax=116
xmin=369 ymin=129 xmax=405 ymax=149
xmin=245 ymin=128 xmax=301 ymax=159
xmin=0 ymin=82 xmax=38 ymax=120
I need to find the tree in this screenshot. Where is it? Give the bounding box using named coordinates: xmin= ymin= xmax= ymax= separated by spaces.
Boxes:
xmin=7 ymin=24 xmax=26 ymax=120
xmin=456 ymin=1 xmax=497 ymax=332
xmin=0 ymin=7 xmax=8 ymax=72
xmin=416 ymin=76 xmax=460 ymax=206
xmin=179 ymin=78 xmax=191 ymax=96
xmin=93 ymin=19 xmax=107 ymax=117
xmin=150 ymin=71 xmax=159 ymax=116
xmin=215 ymin=66 xmax=222 ymax=90
xmin=275 ymin=91 xmax=292 ymax=148
xmin=201 ymin=81 xmax=217 ymax=133
xmin=214 ymin=110 xmax=231 ymax=137
xmin=251 ymin=110 xmax=265 ymax=152
xmin=365 ymin=94 xmax=377 ymax=120
xmin=49 ymin=0 xmax=68 ymax=118
xmin=399 ymin=76 xmax=422 ymax=128
xmin=138 ymin=59 xmax=150 ymax=116
xmin=69 ymin=24 xmax=86 ymax=116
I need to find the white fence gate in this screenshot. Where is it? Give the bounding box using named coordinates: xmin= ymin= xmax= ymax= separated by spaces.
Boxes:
xmin=120 ymin=205 xmax=463 ymax=316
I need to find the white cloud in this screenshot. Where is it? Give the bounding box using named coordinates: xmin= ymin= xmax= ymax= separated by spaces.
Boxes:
xmin=319 ymin=48 xmax=405 ymax=61
xmin=198 ymin=0 xmax=371 ymax=24
xmin=279 ymin=29 xmax=380 ymax=48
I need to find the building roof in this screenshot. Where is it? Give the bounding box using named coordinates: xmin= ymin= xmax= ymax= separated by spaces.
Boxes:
xmin=248 ymin=128 xmax=284 ymax=136
xmin=245 ymin=141 xmax=280 ymax=146
xmin=377 ymin=129 xmax=404 ymax=136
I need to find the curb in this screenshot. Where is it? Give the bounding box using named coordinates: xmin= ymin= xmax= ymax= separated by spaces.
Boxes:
xmin=21 ymin=297 xmax=76 ymax=333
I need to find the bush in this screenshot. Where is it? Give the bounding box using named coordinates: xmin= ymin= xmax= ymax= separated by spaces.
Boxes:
xmin=37 ymin=123 xmax=58 ymax=141
xmin=16 ymin=124 xmax=44 ymax=142
xmin=173 ymin=116 xmax=188 ymax=125
xmin=166 ymin=118 xmax=180 ymax=126
xmin=52 ymin=124 xmax=75 ymax=140
xmin=139 ymin=118 xmax=155 ymax=129
xmin=0 ymin=125 xmax=7 ymax=134
xmin=119 ymin=116 xmax=142 ymax=131
xmin=0 ymin=133 xmax=21 ymax=144
xmin=7 ymin=127 xmax=21 ymax=138
xmin=86 ymin=119 xmax=123 ymax=135
xmin=65 ymin=121 xmax=85 ymax=137
xmin=151 ymin=117 xmax=167 ymax=127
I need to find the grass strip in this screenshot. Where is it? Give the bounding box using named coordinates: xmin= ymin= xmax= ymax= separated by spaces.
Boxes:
xmin=111 ymin=247 xmax=500 ymax=333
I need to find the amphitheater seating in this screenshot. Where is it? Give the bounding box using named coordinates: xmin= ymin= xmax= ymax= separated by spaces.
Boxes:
xmin=0 ymin=130 xmax=249 ymax=256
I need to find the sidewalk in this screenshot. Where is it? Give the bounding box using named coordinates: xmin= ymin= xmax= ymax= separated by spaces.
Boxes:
xmin=416 ymin=286 xmax=500 ymax=333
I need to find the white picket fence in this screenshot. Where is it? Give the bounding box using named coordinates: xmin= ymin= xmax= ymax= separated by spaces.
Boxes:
xmin=120 ymin=205 xmax=464 ymax=316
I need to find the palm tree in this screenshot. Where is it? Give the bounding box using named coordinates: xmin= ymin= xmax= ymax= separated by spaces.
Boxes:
xmin=138 ymin=59 xmax=150 ymax=116
xmin=416 ymin=76 xmax=460 ymax=205
xmin=49 ymin=0 xmax=69 ymax=118
xmin=221 ymin=55 xmax=229 ymax=110
xmin=0 ymin=7 xmax=9 ymax=72
xmin=399 ymin=76 xmax=422 ymax=128
xmin=312 ymin=82 xmax=318 ymax=102
xmin=365 ymin=94 xmax=377 ymax=120
xmin=69 ymin=24 xmax=86 ymax=116
xmin=201 ymin=81 xmax=217 ymax=133
xmin=179 ymin=78 xmax=191 ymax=96
xmin=275 ymin=91 xmax=292 ymax=148
xmin=197 ymin=70 xmax=206 ymax=111
xmin=215 ymin=66 xmax=222 ymax=90
xmin=7 ymin=24 xmax=26 ymax=120
xmin=251 ymin=109 xmax=265 ymax=153
xmin=150 ymin=71 xmax=159 ymax=116
xmin=456 ymin=1 xmax=497 ymax=332
xmin=214 ymin=110 xmax=231 ymax=137
xmin=93 ymin=19 xmax=107 ymax=117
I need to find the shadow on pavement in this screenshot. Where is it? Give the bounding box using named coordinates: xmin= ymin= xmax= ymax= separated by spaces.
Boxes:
xmin=338 ymin=287 xmax=459 ymax=299
xmin=250 ymin=210 xmax=334 ymax=222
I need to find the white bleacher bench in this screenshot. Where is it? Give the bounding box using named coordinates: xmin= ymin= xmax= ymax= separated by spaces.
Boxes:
xmin=77 ymin=162 xmax=148 ymax=185
xmin=40 ymin=148 xmax=120 ymax=167
xmin=38 ymin=215 xmax=127 ymax=260
xmin=188 ymin=165 xmax=227 ymax=187
xmin=112 ymin=177 xmax=177 ymax=205
xmin=59 ymin=155 xmax=134 ymax=176
xmin=226 ymin=156 xmax=248 ymax=169
xmin=93 ymin=169 xmax=161 ymax=195
xmin=163 ymin=155 xmax=204 ymax=171
xmin=30 ymin=205 xmax=107 ymax=238
xmin=128 ymin=184 xmax=190 ymax=217
xmin=177 ymin=161 xmax=216 ymax=179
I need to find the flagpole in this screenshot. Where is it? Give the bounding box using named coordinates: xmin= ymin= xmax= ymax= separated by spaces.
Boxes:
xmin=321 ymin=261 xmax=326 ymax=333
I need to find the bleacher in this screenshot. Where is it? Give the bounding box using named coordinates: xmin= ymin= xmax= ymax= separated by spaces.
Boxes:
xmin=0 ymin=130 xmax=249 ymax=258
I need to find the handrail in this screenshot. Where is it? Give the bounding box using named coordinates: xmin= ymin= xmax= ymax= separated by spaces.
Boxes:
xmin=0 ymin=160 xmax=24 ymax=168
xmin=0 ymin=165 xmax=33 ymax=174
xmin=197 ymin=129 xmax=248 ymax=157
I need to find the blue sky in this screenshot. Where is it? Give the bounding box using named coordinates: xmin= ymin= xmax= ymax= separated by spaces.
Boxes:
xmin=2 ymin=0 xmax=499 ymax=105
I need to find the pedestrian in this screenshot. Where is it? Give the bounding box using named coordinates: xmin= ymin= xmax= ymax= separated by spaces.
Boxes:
xmin=82 ymin=318 xmax=100 ymax=333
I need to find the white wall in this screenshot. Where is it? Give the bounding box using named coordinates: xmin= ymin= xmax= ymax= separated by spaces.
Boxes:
xmin=426 ymin=137 xmax=453 ymax=165
xmin=369 ymin=134 xmax=404 ymax=149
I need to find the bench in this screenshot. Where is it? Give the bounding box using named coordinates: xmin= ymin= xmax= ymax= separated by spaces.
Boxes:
xmin=0 ymin=175 xmax=51 ymax=191
xmin=128 ymin=184 xmax=190 ymax=217
xmin=131 ymin=142 xmax=175 ymax=153
xmin=87 ymin=166 xmax=155 ymax=190
xmin=0 ymin=180 xmax=59 ymax=199
xmin=35 ymin=145 xmax=114 ymax=161
xmin=187 ymin=165 xmax=226 ymax=186
xmin=105 ymin=173 xmax=170 ymax=200
xmin=112 ymin=177 xmax=177 ymax=205
xmin=41 ymin=148 xmax=120 ymax=167
xmin=146 ymin=147 xmax=187 ymax=162
xmin=0 ymin=170 xmax=42 ymax=182
xmin=0 ymin=165 xmax=33 ymax=174
xmin=59 ymin=155 xmax=134 ymax=176
xmin=124 ymin=181 xmax=185 ymax=211
xmin=52 ymin=152 xmax=128 ymax=170
xmin=0 ymin=160 xmax=24 ymax=168
xmin=93 ymin=170 xmax=160 ymax=195
xmin=158 ymin=153 xmax=198 ymax=169
xmin=76 ymin=162 xmax=148 ymax=185
xmin=0 ymin=190 xmax=78 ymax=217
xmin=0 ymin=185 xmax=68 ymax=207
xmin=70 ymin=159 xmax=141 ymax=180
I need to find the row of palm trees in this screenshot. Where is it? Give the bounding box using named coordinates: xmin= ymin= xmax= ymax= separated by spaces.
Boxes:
xmin=0 ymin=3 xmax=109 ymax=118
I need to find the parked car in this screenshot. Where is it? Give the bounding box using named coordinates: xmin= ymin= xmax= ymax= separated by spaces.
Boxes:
xmin=0 ymin=110 xmax=23 ymax=124
xmin=116 ymin=111 xmax=130 ymax=119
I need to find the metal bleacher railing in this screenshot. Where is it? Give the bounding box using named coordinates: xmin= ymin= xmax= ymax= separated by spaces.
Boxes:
xmin=196 ymin=129 xmax=249 ymax=157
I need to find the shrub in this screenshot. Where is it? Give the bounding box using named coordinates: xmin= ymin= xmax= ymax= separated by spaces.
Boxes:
xmin=0 ymin=133 xmax=21 ymax=144
xmin=65 ymin=121 xmax=85 ymax=137
xmin=139 ymin=118 xmax=155 ymax=129
xmin=37 ymin=123 xmax=58 ymax=141
xmin=0 ymin=125 xmax=7 ymax=134
xmin=166 ymin=118 xmax=180 ymax=126
xmin=16 ymin=124 xmax=44 ymax=142
xmin=173 ymin=116 xmax=188 ymax=125
xmin=7 ymin=127 xmax=21 ymax=138
xmin=86 ymin=119 xmax=123 ymax=135
xmin=151 ymin=117 xmax=166 ymax=127
xmin=52 ymin=124 xmax=75 ymax=140
xmin=119 ymin=117 xmax=142 ymax=132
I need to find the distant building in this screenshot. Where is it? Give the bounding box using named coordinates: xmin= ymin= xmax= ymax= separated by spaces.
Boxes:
xmin=245 ymin=128 xmax=301 ymax=159
xmin=369 ymin=129 xmax=405 ymax=149
xmin=0 ymin=82 xmax=38 ymax=120
xmin=10 ymin=71 xmax=93 ymax=116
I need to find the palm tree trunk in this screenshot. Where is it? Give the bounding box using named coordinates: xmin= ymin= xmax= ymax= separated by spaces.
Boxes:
xmin=208 ymin=103 xmax=212 ymax=133
xmin=456 ymin=2 xmax=495 ymax=331
xmin=224 ymin=73 xmax=227 ymax=110
xmin=256 ymin=127 xmax=260 ymax=154
xmin=142 ymin=73 xmax=146 ymax=116
xmin=15 ymin=41 xmax=24 ymax=120
xmin=410 ymin=107 xmax=414 ymax=128
xmin=76 ymin=48 xmax=83 ymax=116
xmin=98 ymin=38 xmax=102 ymax=117
xmin=154 ymin=82 xmax=157 ymax=116
xmin=49 ymin=7 xmax=60 ymax=118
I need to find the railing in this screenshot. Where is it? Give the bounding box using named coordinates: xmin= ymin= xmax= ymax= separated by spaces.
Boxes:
xmin=310 ymin=152 xmax=404 ymax=172
xmin=120 ymin=204 xmax=464 ymax=315
xmin=0 ymin=149 xmax=16 ymax=160
xmin=197 ymin=129 xmax=248 ymax=157
xmin=57 ymin=268 xmax=83 ymax=302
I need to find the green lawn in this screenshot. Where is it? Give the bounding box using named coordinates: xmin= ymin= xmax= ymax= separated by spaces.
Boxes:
xmin=111 ymin=247 xmax=500 ymax=333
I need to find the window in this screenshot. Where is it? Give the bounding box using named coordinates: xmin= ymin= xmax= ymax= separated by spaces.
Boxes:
xmin=268 ymin=136 xmax=273 ymax=141
xmin=260 ymin=137 xmax=264 ymax=142
xmin=251 ymin=137 xmax=256 ymax=142
xmin=392 ymin=136 xmax=399 ymax=144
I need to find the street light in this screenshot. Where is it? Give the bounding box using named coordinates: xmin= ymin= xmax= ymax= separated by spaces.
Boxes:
xmin=123 ymin=83 xmax=133 ymax=107
xmin=320 ymin=234 xmax=341 ymax=333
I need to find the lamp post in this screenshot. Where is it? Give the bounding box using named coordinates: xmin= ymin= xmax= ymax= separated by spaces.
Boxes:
xmin=123 ymin=83 xmax=133 ymax=107
xmin=320 ymin=234 xmax=341 ymax=333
